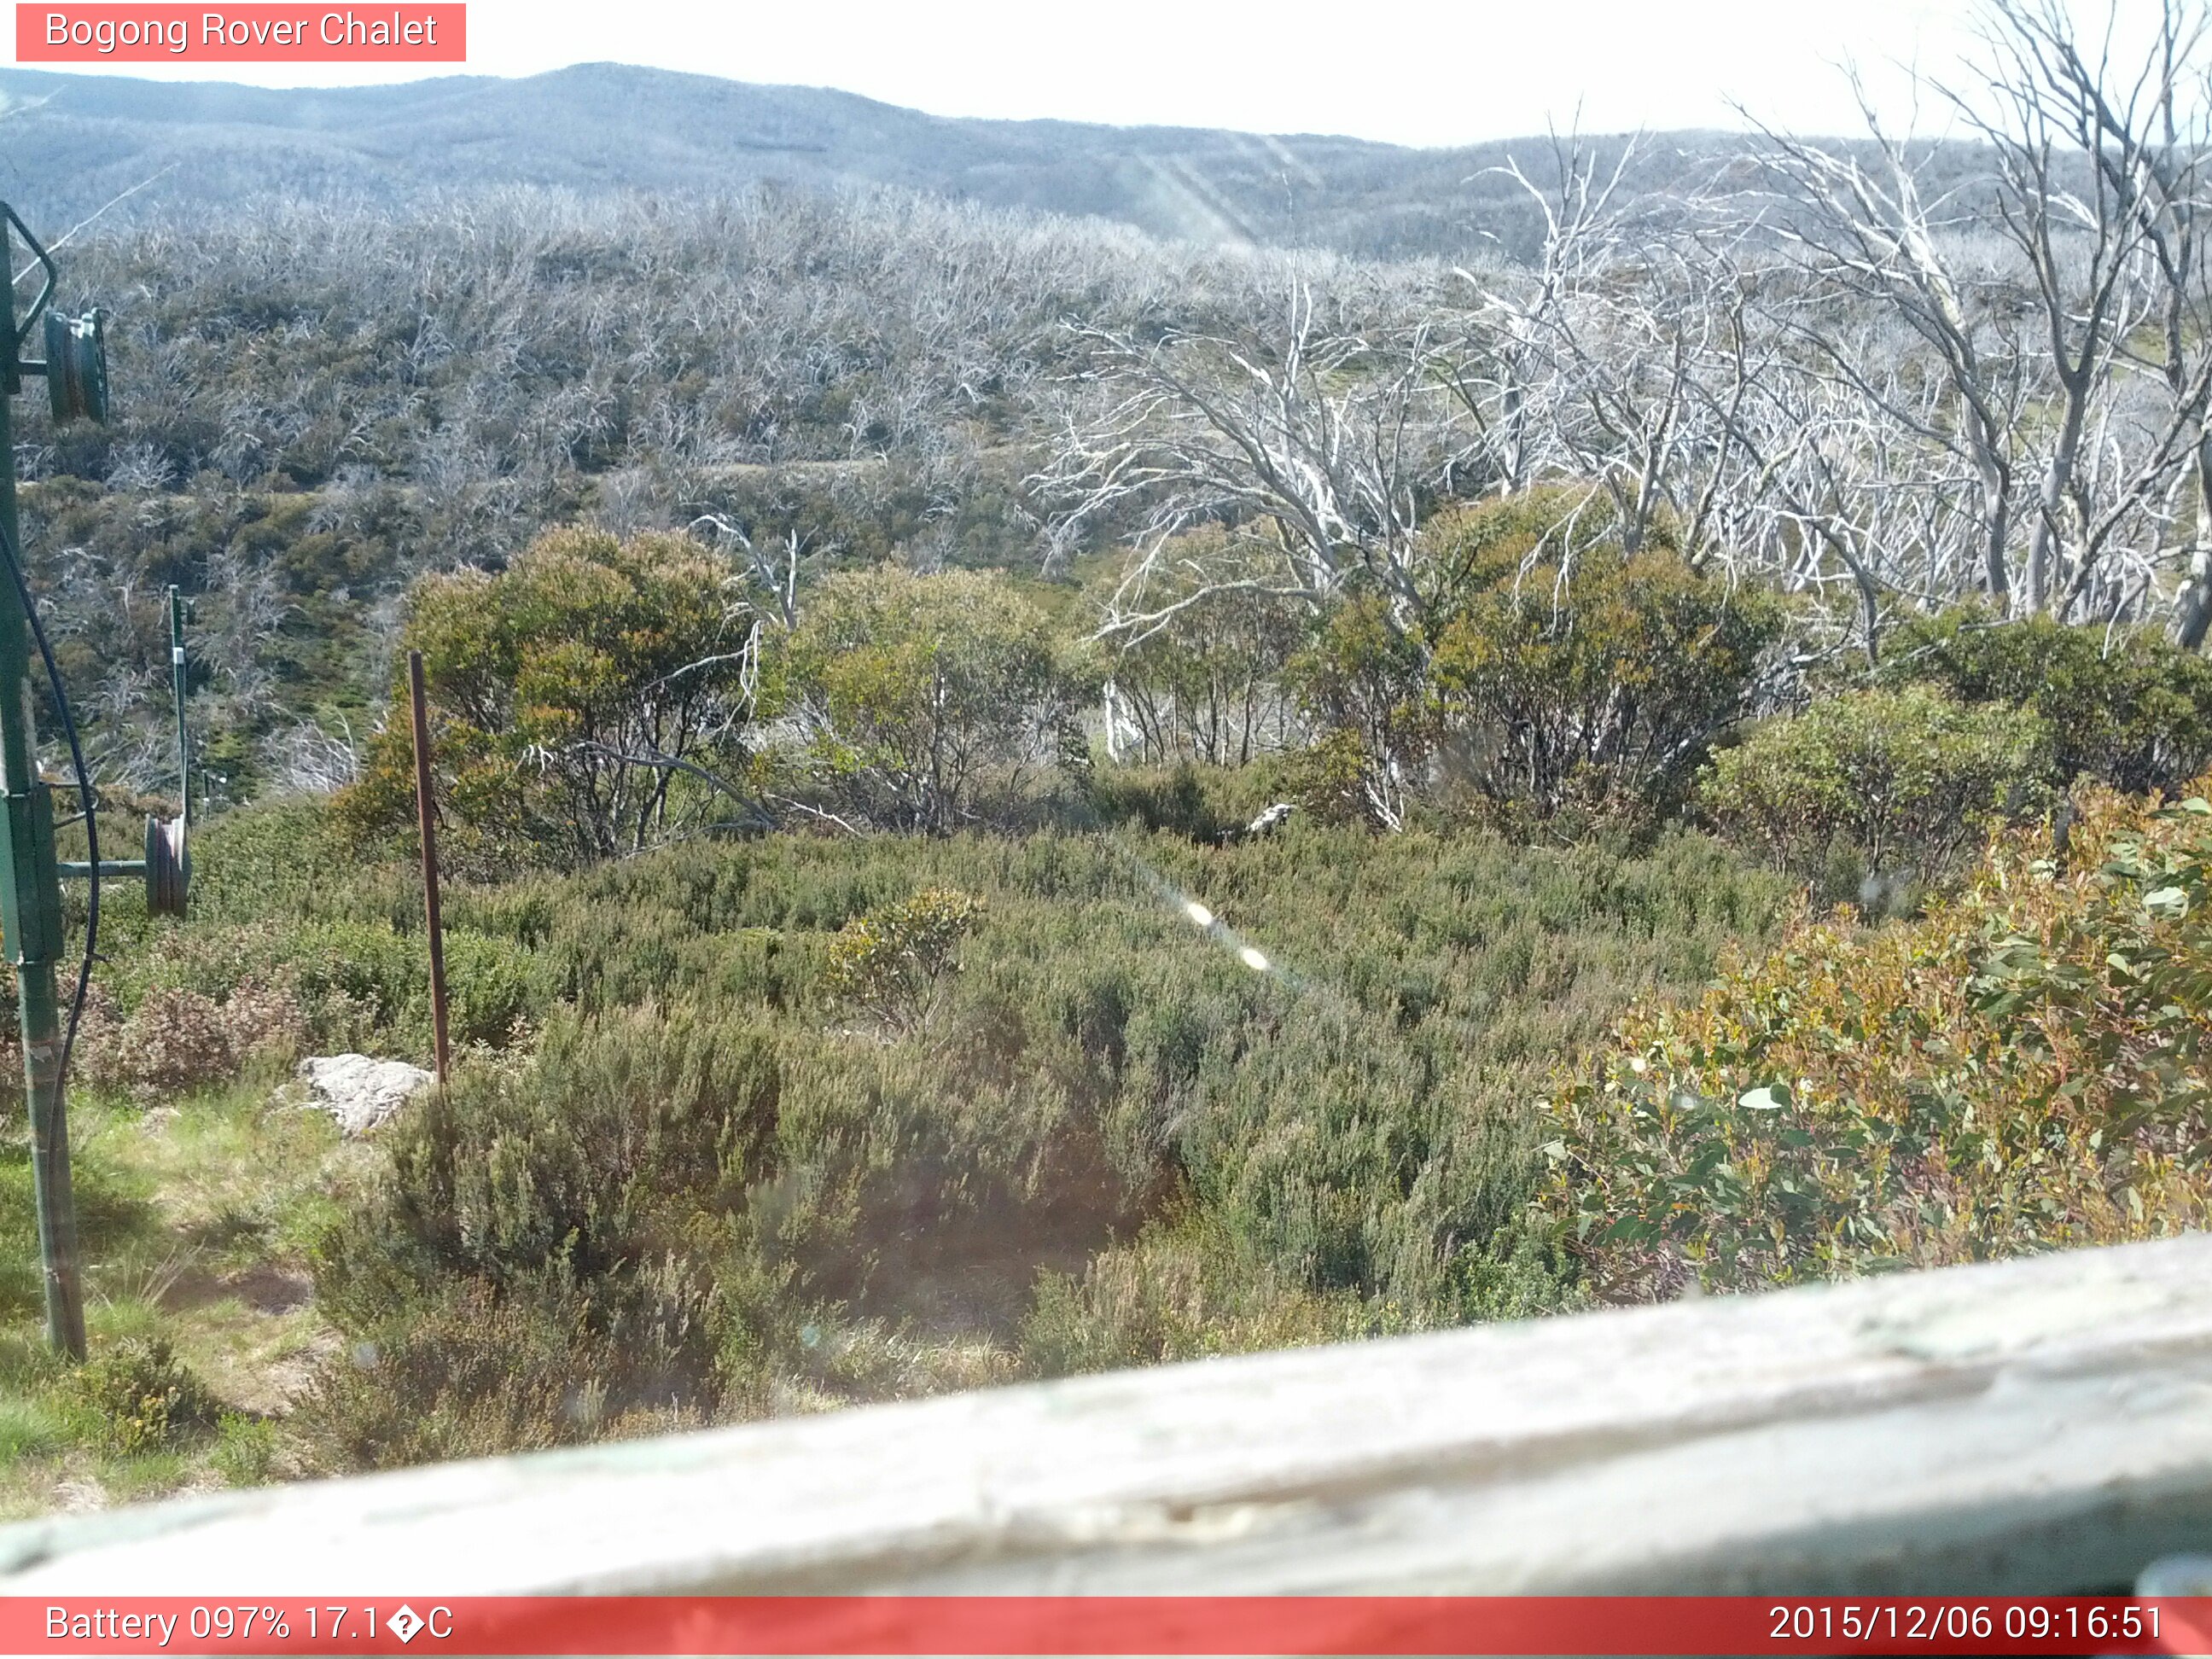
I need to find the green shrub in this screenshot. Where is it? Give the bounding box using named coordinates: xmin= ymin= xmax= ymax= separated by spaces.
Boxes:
xmin=210 ymin=1412 xmax=279 ymax=1486
xmin=1020 ymin=1218 xmax=1400 ymax=1376
xmin=1082 ymin=760 xmax=1295 ymax=841
xmin=74 ymin=1337 xmax=218 ymax=1454
xmin=292 ymin=1278 xmax=678 ymax=1470
xmin=1878 ymin=608 xmax=2212 ymax=795
xmin=185 ymin=798 xmax=358 ymax=925
xmin=1545 ymin=783 xmax=2212 ymax=1300
xmin=1417 ymin=497 xmax=1790 ymax=830
xmin=293 ymin=918 xmax=443 ymax=1051
xmin=823 ymin=888 xmax=983 ymax=1033
xmin=1286 ymin=597 xmax=1435 ymax=830
xmin=92 ymin=912 xmax=427 ymax=1058
xmin=304 ymin=1004 xmax=781 ymax=1464
xmin=80 ymin=983 xmax=306 ymax=1102
xmin=443 ymin=928 xmax=552 ymax=1049
xmin=1699 ymin=685 xmax=2050 ymax=904
xmin=321 ymin=1004 xmax=780 ymax=1301
xmin=789 ymin=568 xmax=1097 ymax=832
xmin=335 ymin=527 xmax=772 ymax=874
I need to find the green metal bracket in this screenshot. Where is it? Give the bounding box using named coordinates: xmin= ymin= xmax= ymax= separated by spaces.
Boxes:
xmin=0 ymin=783 xmax=62 ymax=968
xmin=1 ymin=204 xmax=54 ymax=401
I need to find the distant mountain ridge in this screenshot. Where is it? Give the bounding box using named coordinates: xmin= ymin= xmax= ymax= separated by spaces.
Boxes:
xmin=0 ymin=61 xmax=1751 ymax=259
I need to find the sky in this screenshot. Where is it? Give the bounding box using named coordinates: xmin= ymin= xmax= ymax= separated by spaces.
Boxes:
xmin=11 ymin=0 xmax=2024 ymax=147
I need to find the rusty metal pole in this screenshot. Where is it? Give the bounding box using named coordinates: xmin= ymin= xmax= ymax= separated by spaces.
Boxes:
xmin=407 ymin=650 xmax=451 ymax=1087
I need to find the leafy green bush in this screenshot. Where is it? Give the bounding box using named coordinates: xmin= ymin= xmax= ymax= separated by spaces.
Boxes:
xmin=1699 ymin=685 xmax=2049 ymax=905
xmin=74 ymin=1337 xmax=218 ymax=1454
xmin=304 ymin=1004 xmax=780 ymax=1463
xmin=1878 ymin=608 xmax=2212 ymax=795
xmin=823 ymin=888 xmax=983 ymax=1033
xmin=183 ymin=798 xmax=361 ymax=927
xmin=1544 ymin=783 xmax=2212 ymax=1300
xmin=1429 ymin=538 xmax=1786 ymax=829
xmin=1082 ymin=760 xmax=1295 ymax=841
xmin=90 ymin=818 xmax=573 ymax=1069
xmin=443 ymin=928 xmax=553 ymax=1050
xmin=336 ymin=527 xmax=772 ymax=875
xmin=210 ymin=1412 xmax=280 ymax=1486
xmin=323 ymin=1004 xmax=780 ymax=1298
xmin=1976 ymin=796 xmax=2212 ymax=1128
xmin=83 ymin=911 xmax=439 ymax=1069
xmin=789 ymin=568 xmax=1097 ymax=832
xmin=1286 ymin=597 xmax=1435 ymax=830
xmin=293 ymin=1274 xmax=707 ymax=1471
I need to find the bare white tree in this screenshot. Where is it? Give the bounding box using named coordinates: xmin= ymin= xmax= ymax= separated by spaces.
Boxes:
xmin=1457 ymin=137 xmax=1778 ymax=568
xmin=1739 ymin=3 xmax=2212 ymax=640
xmin=1751 ymin=87 xmax=2032 ymax=613
xmin=1038 ymin=266 xmax=1477 ymax=648
xmin=1946 ymin=0 xmax=2212 ymax=616
xmin=689 ymin=512 xmax=809 ymax=628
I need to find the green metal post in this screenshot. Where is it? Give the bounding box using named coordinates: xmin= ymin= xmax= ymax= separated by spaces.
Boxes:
xmin=169 ymin=586 xmax=188 ymax=826
xmin=0 ymin=217 xmax=84 ymax=1359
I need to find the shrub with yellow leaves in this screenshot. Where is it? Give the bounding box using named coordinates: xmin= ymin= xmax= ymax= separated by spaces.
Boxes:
xmin=822 ymin=887 xmax=985 ymax=1033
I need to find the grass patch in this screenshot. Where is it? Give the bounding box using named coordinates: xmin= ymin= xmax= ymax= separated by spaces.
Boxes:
xmin=0 ymin=1081 xmax=364 ymax=1517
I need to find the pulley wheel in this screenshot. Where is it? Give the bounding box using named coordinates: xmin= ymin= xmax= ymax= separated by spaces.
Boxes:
xmin=44 ymin=308 xmax=108 ymax=425
xmin=144 ymin=813 xmax=188 ymax=917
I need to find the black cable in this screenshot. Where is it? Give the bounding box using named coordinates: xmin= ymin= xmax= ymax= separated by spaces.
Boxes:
xmin=0 ymin=515 xmax=96 ymax=1104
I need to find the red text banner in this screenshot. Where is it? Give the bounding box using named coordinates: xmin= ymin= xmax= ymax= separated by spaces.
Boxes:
xmin=15 ymin=5 xmax=464 ymax=61
xmin=3 ymin=1596 xmax=2211 ymax=1656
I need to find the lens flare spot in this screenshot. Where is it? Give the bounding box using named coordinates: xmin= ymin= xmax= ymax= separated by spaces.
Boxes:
xmin=1238 ymin=946 xmax=1270 ymax=973
xmin=1184 ymin=900 xmax=1215 ymax=928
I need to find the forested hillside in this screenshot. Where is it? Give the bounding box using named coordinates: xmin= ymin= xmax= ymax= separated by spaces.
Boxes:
xmin=15 ymin=187 xmax=1207 ymax=800
xmin=4 ymin=0 xmax=2212 ymax=1515
xmin=0 ymin=63 xmax=1821 ymax=259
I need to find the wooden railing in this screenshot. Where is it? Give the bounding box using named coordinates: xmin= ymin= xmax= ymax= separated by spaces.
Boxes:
xmin=4 ymin=1234 xmax=2212 ymax=1594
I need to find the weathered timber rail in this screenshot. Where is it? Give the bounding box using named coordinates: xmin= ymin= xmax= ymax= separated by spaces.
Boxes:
xmin=5 ymin=1235 xmax=2212 ymax=1594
